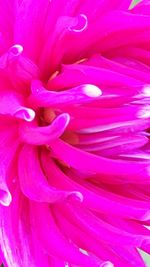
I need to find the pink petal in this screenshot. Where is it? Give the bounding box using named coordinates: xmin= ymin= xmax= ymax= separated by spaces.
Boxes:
xmin=0 ymin=127 xmax=19 ymax=206
xmin=50 ymin=139 xmax=150 ymax=181
xmin=18 ymin=144 xmax=82 ymax=203
xmin=30 ymin=202 xmax=102 ymax=267
xmin=14 ymin=0 xmax=50 ymax=62
xmin=48 ymin=63 xmax=143 ymax=90
xmin=0 ymin=90 xmax=35 ymax=121
xmin=29 ymin=79 xmax=102 ymax=108
xmin=20 ymin=113 xmax=70 ymax=145
xmin=42 ymin=153 xmax=150 ymax=220
xmin=0 ymin=45 xmax=40 ymax=91
xmin=39 ymin=13 xmax=88 ymax=75
xmin=0 ymin=0 xmax=16 ymax=53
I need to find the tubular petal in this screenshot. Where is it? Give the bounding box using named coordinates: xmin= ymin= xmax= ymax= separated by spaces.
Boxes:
xmin=39 ymin=14 xmax=88 ymax=75
xmin=20 ymin=113 xmax=70 ymax=145
xmin=0 ymin=181 xmax=12 ymax=207
xmin=30 ymin=79 xmax=102 ymax=107
xmin=30 ymin=202 xmax=101 ymax=267
xmin=50 ymin=139 xmax=150 ymax=180
xmin=42 ymin=153 xmax=150 ymax=220
xmin=0 ymin=90 xmax=35 ymax=121
xmin=48 ymin=63 xmax=143 ymax=90
xmin=57 ymin=202 xmax=150 ymax=247
xmin=53 ymin=208 xmax=116 ymax=266
xmin=0 ymin=130 xmax=19 ymax=206
xmin=18 ymin=145 xmax=82 ymax=203
xmin=14 ymin=107 xmax=35 ymax=122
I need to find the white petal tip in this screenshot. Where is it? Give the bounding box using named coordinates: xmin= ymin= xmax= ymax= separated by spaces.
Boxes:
xmin=141 ymin=209 xmax=150 ymax=221
xmin=83 ymin=85 xmax=102 ymax=98
xmin=15 ymin=107 xmax=35 ymax=122
xmin=9 ymin=44 xmax=23 ymax=56
xmin=0 ymin=190 xmax=12 ymax=206
xmin=100 ymin=261 xmax=114 ymax=267
xmin=137 ymin=106 xmax=150 ymax=119
xmin=142 ymin=85 xmax=150 ymax=97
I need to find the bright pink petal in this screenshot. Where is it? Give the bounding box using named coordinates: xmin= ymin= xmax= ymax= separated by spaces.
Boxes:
xmin=18 ymin=144 xmax=82 ymax=203
xmin=29 ymin=79 xmax=102 ymax=108
xmin=20 ymin=113 xmax=70 ymax=145
xmin=30 ymin=202 xmax=103 ymax=267
xmin=42 ymin=153 xmax=150 ymax=220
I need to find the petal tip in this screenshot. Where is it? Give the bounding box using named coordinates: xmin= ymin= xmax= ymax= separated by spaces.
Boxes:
xmin=68 ymin=191 xmax=84 ymax=202
xmin=0 ymin=190 xmax=12 ymax=207
xmin=9 ymin=44 xmax=23 ymax=57
xmin=57 ymin=113 xmax=70 ymax=128
xmin=137 ymin=106 xmax=150 ymax=119
xmin=14 ymin=107 xmax=35 ymax=122
xmin=100 ymin=261 xmax=114 ymax=267
xmin=69 ymin=14 xmax=88 ymax=33
xmin=83 ymin=84 xmax=102 ymax=98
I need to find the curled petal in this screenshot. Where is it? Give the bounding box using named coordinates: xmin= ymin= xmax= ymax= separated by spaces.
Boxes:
xmin=39 ymin=14 xmax=88 ymax=74
xmin=18 ymin=145 xmax=82 ymax=203
xmin=14 ymin=107 xmax=35 ymax=122
xmin=20 ymin=113 xmax=70 ymax=145
xmin=0 ymin=44 xmax=23 ymax=68
xmin=59 ymin=11 xmax=150 ymax=61
xmin=0 ymin=129 xmax=19 ymax=206
xmin=0 ymin=90 xmax=35 ymax=121
xmin=0 ymin=45 xmax=40 ymax=90
xmin=7 ymin=44 xmax=23 ymax=63
xmin=0 ymin=179 xmax=12 ymax=207
xmin=68 ymin=14 xmax=88 ymax=33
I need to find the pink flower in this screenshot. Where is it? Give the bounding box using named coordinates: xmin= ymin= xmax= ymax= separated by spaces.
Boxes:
xmin=1 ymin=0 xmax=150 ymax=266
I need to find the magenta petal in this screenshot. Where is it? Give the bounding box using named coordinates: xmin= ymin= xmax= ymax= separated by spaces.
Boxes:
xmin=0 ymin=178 xmax=12 ymax=206
xmin=50 ymin=139 xmax=150 ymax=180
xmin=0 ymin=129 xmax=18 ymax=206
xmin=39 ymin=13 xmax=88 ymax=74
xmin=48 ymin=63 xmax=143 ymax=90
xmin=30 ymin=79 xmax=102 ymax=107
xmin=53 ymin=208 xmax=115 ymax=267
xmin=0 ymin=183 xmax=51 ymax=267
xmin=30 ymin=202 xmax=105 ymax=267
xmin=1 ymin=0 xmax=150 ymax=266
xmin=20 ymin=113 xmax=70 ymax=145
xmin=18 ymin=144 xmax=82 ymax=203
xmin=0 ymin=0 xmax=16 ymax=53
xmin=42 ymin=154 xmax=150 ymax=220
xmin=0 ymin=90 xmax=35 ymax=121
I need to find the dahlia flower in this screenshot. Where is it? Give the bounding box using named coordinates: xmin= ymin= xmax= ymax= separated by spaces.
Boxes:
xmin=2 ymin=0 xmax=150 ymax=266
